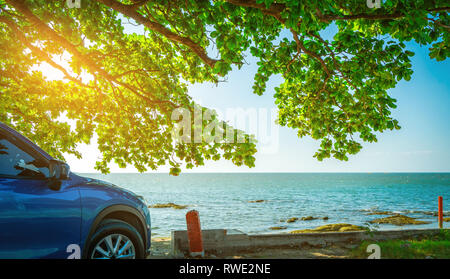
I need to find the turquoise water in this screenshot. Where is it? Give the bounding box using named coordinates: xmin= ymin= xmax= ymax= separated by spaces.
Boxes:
xmin=81 ymin=173 xmax=450 ymax=237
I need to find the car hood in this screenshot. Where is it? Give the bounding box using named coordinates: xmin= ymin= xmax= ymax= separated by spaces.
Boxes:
xmin=72 ymin=174 xmax=146 ymax=204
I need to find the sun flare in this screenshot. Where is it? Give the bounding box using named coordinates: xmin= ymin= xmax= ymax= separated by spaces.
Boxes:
xmin=30 ymin=51 xmax=93 ymax=83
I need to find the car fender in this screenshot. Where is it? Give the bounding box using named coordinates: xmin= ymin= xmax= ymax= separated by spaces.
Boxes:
xmin=81 ymin=204 xmax=148 ymax=259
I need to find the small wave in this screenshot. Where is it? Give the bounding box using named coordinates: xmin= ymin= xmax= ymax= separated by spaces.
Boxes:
xmin=359 ymin=206 xmax=380 ymax=212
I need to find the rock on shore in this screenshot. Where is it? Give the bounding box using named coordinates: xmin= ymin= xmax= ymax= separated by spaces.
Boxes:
xmin=290 ymin=223 xmax=366 ymax=234
xmin=286 ymin=217 xmax=299 ymax=223
xmin=301 ymin=216 xmax=318 ymax=221
xmin=269 ymin=226 xmax=287 ymax=230
xmin=369 ymin=214 xmax=430 ymax=226
xmin=149 ymin=203 xmax=188 ymax=209
xmin=282 ymin=216 xmax=328 ymax=223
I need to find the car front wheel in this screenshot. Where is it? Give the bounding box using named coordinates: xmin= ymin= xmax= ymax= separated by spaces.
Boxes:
xmin=87 ymin=219 xmax=145 ymax=259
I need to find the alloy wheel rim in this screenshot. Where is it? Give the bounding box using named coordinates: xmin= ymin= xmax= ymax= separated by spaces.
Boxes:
xmin=91 ymin=233 xmax=135 ymax=259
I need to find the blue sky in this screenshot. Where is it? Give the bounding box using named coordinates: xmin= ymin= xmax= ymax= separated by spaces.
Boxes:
xmin=185 ymin=41 xmax=450 ymax=172
xmin=66 ymin=24 xmax=450 ymax=173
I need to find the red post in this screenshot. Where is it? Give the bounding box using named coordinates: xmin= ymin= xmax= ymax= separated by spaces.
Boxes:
xmin=438 ymin=196 xmax=443 ymax=229
xmin=186 ymin=210 xmax=204 ymax=257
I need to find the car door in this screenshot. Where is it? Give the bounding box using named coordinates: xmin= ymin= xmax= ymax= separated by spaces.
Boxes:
xmin=0 ymin=130 xmax=82 ymax=259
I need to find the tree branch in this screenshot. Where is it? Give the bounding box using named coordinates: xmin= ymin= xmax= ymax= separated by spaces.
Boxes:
xmin=223 ymin=0 xmax=449 ymax=22
xmin=96 ymin=0 xmax=220 ymax=68
xmin=427 ymin=17 xmax=450 ymax=30
xmin=0 ymin=16 xmax=91 ymax=89
xmin=5 ymin=0 xmax=177 ymax=108
xmin=320 ymin=7 xmax=450 ymax=21
xmin=128 ymin=0 xmax=150 ymax=10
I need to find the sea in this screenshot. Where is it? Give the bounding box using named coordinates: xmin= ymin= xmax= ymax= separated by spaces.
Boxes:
xmin=80 ymin=173 xmax=450 ymax=237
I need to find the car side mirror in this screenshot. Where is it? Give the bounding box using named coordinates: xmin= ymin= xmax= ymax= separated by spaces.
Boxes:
xmin=48 ymin=160 xmax=71 ymax=180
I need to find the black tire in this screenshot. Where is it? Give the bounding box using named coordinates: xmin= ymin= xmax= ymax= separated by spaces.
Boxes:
xmin=86 ymin=219 xmax=145 ymax=259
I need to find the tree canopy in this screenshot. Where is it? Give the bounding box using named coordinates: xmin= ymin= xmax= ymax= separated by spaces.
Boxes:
xmin=0 ymin=0 xmax=448 ymax=174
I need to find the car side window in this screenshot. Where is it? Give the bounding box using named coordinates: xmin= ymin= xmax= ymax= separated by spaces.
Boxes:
xmin=0 ymin=133 xmax=49 ymax=178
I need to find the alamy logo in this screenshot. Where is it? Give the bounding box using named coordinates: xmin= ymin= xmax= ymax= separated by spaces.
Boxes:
xmin=171 ymin=107 xmax=279 ymax=154
xmin=66 ymin=0 xmax=81 ymax=8
xmin=367 ymin=0 xmax=381 ymax=9
xmin=367 ymin=244 xmax=381 ymax=259
xmin=67 ymin=244 xmax=81 ymax=259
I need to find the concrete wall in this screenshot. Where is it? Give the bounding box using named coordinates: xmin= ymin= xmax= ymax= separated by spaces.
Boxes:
xmin=171 ymin=228 xmax=444 ymax=255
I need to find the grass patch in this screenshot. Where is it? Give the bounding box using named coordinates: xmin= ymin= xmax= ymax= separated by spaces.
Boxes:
xmin=351 ymin=229 xmax=450 ymax=259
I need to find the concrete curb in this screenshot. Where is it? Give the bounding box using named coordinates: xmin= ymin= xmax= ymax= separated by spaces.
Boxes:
xmin=171 ymin=228 xmax=445 ymax=255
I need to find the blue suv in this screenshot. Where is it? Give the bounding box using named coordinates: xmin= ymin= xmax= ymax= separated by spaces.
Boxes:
xmin=0 ymin=122 xmax=151 ymax=259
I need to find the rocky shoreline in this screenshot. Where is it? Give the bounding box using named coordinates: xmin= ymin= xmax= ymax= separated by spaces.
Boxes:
xmin=148 ymin=202 xmax=447 ymax=235
xmin=272 ymin=212 xmax=441 ymax=233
